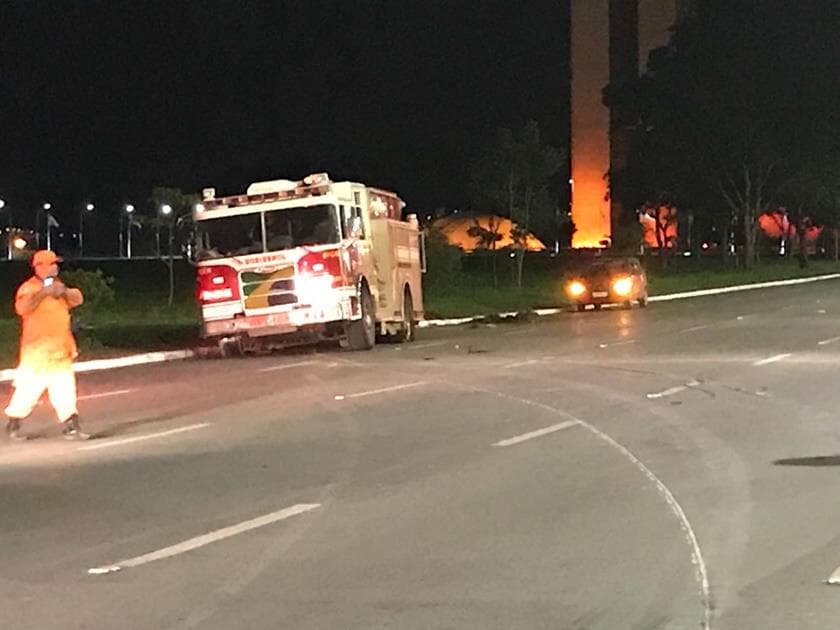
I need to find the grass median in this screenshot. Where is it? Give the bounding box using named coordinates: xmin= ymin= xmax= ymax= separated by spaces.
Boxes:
xmin=423 ymin=258 xmax=840 ymax=318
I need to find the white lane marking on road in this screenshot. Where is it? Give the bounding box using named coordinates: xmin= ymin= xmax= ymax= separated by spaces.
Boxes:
xmin=752 ymin=353 xmax=792 ymax=366
xmin=486 ymin=390 xmax=712 ymax=630
xmin=818 ymin=309 xmax=827 ymax=314
xmin=818 ymin=336 xmax=840 ymax=346
xmin=335 ymin=381 xmax=428 ymax=400
xmin=78 ymin=423 xmax=211 ymax=451
xmin=826 ymin=565 xmax=840 ymax=585
xmin=87 ymin=503 xmax=321 ymax=575
xmin=646 ymin=385 xmax=687 ymax=399
xmin=492 ymin=420 xmax=580 ymax=447
xmin=679 ymin=325 xmax=710 ymax=333
xmin=78 ymin=389 xmax=133 ymax=401
xmin=258 ymin=360 xmax=317 ymax=372
xmin=503 ymin=359 xmax=541 ymax=369
xmin=613 ymin=339 xmax=637 ymax=346
xmin=600 ymin=339 xmax=637 ymax=348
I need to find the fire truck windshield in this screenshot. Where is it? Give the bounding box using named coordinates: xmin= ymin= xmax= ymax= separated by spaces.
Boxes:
xmin=196 ymin=204 xmax=340 ymax=261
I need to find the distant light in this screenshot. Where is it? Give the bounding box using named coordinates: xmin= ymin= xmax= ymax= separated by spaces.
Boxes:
xmin=43 ymin=202 xmax=51 ymax=210
xmin=13 ymin=237 xmax=27 ymax=250
xmin=683 ymin=251 xmax=692 ymax=257
xmin=161 ymin=204 xmax=173 ymax=216
xmin=125 ymin=204 xmax=135 ymax=214
xmin=0 ymin=200 xmax=5 ymax=209
xmin=194 ymin=203 xmax=205 ymax=213
xmin=86 ymin=203 xmax=94 ymax=211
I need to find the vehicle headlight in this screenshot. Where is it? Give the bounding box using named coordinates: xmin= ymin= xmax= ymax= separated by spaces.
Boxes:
xmin=567 ymin=280 xmax=586 ymax=298
xmin=612 ymin=276 xmax=633 ymax=296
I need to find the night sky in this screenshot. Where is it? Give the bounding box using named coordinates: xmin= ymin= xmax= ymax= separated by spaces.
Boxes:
xmin=0 ymin=1 xmax=571 ymax=230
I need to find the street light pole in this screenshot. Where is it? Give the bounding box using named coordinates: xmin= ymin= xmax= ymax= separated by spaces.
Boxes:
xmin=80 ymin=203 xmax=94 ymax=257
xmin=0 ymin=199 xmax=8 ymax=260
xmin=43 ymin=203 xmax=52 ymax=251
xmin=125 ymin=204 xmax=135 ymax=258
xmin=161 ymin=204 xmax=174 ymax=305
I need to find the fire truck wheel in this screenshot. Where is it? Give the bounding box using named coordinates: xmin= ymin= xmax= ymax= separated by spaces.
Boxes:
xmin=218 ymin=336 xmax=243 ymax=358
xmin=346 ymin=285 xmax=375 ymax=351
xmin=397 ymin=289 xmax=415 ymax=342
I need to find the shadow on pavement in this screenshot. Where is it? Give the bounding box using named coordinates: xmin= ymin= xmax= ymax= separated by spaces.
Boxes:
xmin=774 ymin=455 xmax=840 ymax=467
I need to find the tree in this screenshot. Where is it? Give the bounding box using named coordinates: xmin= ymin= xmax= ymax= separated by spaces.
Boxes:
xmin=466 ymin=217 xmax=503 ymax=287
xmin=642 ymin=202 xmax=678 ymax=268
xmin=147 ymin=187 xmax=200 ymax=306
xmin=470 ymin=120 xmax=564 ymax=287
xmin=607 ymin=0 xmax=840 ymax=269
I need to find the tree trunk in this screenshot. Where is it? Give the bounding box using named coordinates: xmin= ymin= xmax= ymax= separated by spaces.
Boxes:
xmin=742 ymin=207 xmax=758 ymax=269
xmin=721 ymin=217 xmax=731 ymax=266
xmin=834 ymin=227 xmax=839 ymax=262
xmin=167 ymin=228 xmax=175 ymax=307
xmin=491 ymin=244 xmax=498 ymax=288
xmin=516 ymin=248 xmax=525 ymax=288
xmin=796 ymin=218 xmax=809 ymax=269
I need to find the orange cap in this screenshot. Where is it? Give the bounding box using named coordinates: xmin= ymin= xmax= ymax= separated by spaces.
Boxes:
xmin=31 ymin=250 xmax=62 ymax=267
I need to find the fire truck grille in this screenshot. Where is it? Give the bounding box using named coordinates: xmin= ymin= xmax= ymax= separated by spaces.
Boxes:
xmin=241 ymin=267 xmax=298 ymax=309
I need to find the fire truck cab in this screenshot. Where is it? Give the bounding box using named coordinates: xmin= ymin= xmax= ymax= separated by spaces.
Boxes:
xmin=194 ymin=173 xmax=424 ymax=355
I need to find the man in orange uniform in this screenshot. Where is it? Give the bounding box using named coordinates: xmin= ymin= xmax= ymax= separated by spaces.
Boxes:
xmin=5 ymin=250 xmax=88 ymax=441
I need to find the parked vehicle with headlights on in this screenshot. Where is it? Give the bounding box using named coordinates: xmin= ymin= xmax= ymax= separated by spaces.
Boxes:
xmin=565 ymin=257 xmax=648 ymax=311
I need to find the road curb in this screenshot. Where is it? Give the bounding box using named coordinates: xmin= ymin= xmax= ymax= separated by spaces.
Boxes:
xmin=0 ymin=349 xmax=195 ymax=384
xmin=418 ymin=272 xmax=840 ymax=327
xmin=1 ymin=272 xmax=837 ymax=382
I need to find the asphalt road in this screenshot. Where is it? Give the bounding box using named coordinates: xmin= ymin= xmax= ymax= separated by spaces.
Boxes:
xmin=4 ymin=280 xmax=840 ymax=629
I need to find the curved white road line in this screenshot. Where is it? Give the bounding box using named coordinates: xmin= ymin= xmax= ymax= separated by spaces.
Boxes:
xmin=489 ymin=390 xmax=712 ymax=630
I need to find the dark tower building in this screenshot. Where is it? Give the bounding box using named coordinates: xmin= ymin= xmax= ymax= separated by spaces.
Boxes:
xmin=570 ymin=0 xmax=686 ymax=247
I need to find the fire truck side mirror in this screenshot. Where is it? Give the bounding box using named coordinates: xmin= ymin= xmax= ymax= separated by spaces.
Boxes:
xmin=349 ymin=215 xmax=365 ymax=240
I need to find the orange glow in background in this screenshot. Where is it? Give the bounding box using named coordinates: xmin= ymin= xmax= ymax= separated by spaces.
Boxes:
xmin=570 ymin=0 xmax=612 ymax=248
xmin=570 ymin=169 xmax=611 ymax=248
xmin=759 ymin=211 xmax=822 ymax=242
xmin=639 ymin=206 xmax=678 ymax=248
xmin=433 ymin=215 xmax=546 ymax=252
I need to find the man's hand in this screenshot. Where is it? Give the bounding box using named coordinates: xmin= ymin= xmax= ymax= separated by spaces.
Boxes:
xmin=42 ymin=280 xmax=67 ymax=298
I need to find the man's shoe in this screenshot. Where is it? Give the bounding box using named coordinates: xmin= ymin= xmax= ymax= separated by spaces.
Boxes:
xmin=6 ymin=419 xmax=26 ymax=442
xmin=61 ymin=415 xmax=90 ymax=441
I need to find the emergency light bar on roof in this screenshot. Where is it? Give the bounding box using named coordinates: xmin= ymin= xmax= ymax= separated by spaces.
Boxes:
xmin=200 ymin=173 xmax=332 ymax=211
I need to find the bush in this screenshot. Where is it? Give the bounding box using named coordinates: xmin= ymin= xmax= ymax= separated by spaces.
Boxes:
xmin=424 ymin=227 xmax=463 ymax=288
xmin=61 ymin=268 xmax=116 ymax=323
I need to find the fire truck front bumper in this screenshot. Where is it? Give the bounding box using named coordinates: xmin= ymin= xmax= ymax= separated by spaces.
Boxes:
xmin=202 ymin=296 xmax=354 ymax=339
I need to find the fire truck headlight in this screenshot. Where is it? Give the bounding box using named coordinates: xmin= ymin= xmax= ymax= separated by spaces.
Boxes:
xmin=297 ymin=274 xmax=335 ymax=306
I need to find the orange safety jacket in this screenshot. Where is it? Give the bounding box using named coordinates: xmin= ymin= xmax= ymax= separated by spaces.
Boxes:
xmin=14 ymin=277 xmax=82 ymax=370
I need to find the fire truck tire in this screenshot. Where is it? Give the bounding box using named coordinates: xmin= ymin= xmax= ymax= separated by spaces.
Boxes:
xmin=396 ymin=289 xmax=416 ymax=343
xmin=218 ymin=336 xmax=243 ymax=358
xmin=346 ymin=285 xmax=376 ymax=351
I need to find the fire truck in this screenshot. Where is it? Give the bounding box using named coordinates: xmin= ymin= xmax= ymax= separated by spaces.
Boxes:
xmin=193 ymin=173 xmax=424 ymax=355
